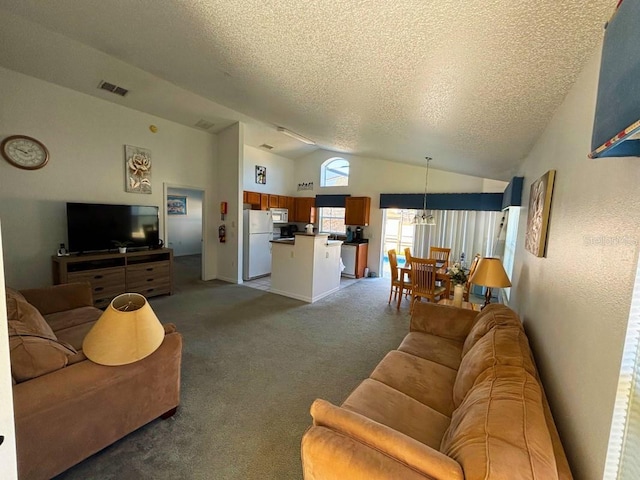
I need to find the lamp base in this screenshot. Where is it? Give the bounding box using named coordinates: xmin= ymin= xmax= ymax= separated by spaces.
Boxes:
xmin=482 ymin=287 xmax=493 ymax=309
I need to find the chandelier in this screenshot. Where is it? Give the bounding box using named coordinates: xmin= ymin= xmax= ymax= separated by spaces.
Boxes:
xmin=413 ymin=156 xmax=436 ymax=225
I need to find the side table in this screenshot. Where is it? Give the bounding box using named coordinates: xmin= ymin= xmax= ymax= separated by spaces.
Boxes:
xmin=437 ymin=298 xmax=481 ymax=311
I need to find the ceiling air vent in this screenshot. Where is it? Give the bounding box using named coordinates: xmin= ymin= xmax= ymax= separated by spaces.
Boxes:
xmin=98 ymin=80 xmax=129 ymax=97
xmin=194 ymin=119 xmax=215 ymax=130
xmin=260 ymin=143 xmax=274 ymax=150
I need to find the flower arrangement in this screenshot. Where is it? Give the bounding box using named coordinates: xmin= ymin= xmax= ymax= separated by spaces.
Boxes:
xmin=447 ymin=262 xmax=468 ymax=286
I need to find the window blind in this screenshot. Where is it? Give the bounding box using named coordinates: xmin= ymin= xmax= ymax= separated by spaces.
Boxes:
xmin=604 ymin=254 xmax=640 ymax=479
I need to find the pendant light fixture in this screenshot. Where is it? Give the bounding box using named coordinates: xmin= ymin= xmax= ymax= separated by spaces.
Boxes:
xmin=413 ymin=156 xmax=436 ymax=226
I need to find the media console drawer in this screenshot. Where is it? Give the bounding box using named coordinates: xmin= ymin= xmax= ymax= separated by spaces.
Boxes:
xmin=52 ymin=249 xmax=173 ymax=308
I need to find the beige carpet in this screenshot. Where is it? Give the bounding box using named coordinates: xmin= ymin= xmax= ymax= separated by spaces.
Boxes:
xmin=54 ymin=255 xmax=411 ymax=479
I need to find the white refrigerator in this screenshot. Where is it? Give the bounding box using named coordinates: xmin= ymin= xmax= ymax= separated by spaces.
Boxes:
xmin=243 ymin=210 xmax=273 ymax=280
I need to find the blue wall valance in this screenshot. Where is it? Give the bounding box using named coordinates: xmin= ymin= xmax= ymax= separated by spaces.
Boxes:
xmin=315 ymin=194 xmax=350 ymax=207
xmin=379 ymin=193 xmax=503 ymax=211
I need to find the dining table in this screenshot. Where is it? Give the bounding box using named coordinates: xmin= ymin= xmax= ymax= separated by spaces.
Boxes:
xmin=397 ymin=263 xmax=451 ymax=310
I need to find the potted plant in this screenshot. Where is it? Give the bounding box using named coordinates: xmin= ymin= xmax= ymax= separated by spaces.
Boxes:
xmin=446 ymin=262 xmax=468 ymax=307
xmin=112 ymin=240 xmax=132 ymax=254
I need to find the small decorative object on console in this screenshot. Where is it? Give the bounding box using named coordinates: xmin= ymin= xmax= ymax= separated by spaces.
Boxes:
xmin=57 ymin=243 xmax=68 ymax=257
xmin=112 ymin=240 xmax=132 ymax=253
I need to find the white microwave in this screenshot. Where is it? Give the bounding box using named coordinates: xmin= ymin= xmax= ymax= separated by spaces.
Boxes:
xmin=270 ymin=208 xmax=288 ymax=224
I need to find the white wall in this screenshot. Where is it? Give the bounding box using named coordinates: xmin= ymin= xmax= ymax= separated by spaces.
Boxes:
xmin=0 ymin=67 xmax=218 ymax=288
xmin=294 ymin=150 xmax=508 ymax=275
xmin=0 ymin=223 xmax=18 ymax=479
xmin=166 ymin=187 xmax=203 ymax=257
xmin=243 ymin=145 xmax=295 ymax=195
xmin=216 ymin=123 xmax=244 ymax=283
xmin=510 ymin=46 xmax=640 ymax=479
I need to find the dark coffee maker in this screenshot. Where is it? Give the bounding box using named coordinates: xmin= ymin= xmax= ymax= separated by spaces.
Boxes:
xmin=354 ymin=226 xmax=364 ymax=241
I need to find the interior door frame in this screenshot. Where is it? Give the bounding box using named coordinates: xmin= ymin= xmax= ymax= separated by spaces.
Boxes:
xmin=163 ymin=182 xmax=206 ymax=281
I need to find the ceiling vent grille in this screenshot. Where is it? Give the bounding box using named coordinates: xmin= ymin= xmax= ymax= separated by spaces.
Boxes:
xmin=260 ymin=143 xmax=274 ymax=150
xmin=98 ymin=80 xmax=129 ymax=97
xmin=194 ymin=119 xmax=215 ymax=130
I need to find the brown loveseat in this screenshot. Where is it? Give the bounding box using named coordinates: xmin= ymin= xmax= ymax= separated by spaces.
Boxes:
xmin=7 ymin=282 xmax=183 ymax=480
xmin=301 ymin=303 xmax=572 ymax=479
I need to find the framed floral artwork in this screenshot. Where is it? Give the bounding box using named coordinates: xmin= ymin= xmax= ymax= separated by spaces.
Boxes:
xmin=525 ymin=170 xmax=556 ymax=257
xmin=255 ymin=165 xmax=266 ymax=184
xmin=125 ymin=145 xmax=152 ymax=194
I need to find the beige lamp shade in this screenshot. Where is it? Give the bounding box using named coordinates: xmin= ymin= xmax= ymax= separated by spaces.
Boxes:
xmin=469 ymin=257 xmax=512 ymax=288
xmin=83 ymin=293 xmax=164 ymax=366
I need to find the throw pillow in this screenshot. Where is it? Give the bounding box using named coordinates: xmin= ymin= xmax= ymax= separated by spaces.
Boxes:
xmin=9 ymin=335 xmax=76 ymax=383
xmin=7 ymin=295 xmax=78 ymax=383
xmin=462 ymin=303 xmax=522 ymax=356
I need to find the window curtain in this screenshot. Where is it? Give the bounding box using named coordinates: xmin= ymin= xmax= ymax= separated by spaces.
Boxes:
xmin=412 ymin=210 xmax=503 ymax=265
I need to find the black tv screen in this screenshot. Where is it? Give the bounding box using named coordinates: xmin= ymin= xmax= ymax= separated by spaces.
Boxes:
xmin=67 ymin=202 xmax=159 ymax=253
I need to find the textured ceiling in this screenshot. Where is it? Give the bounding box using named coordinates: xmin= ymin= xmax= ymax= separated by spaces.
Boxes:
xmin=0 ymin=0 xmax=614 ymax=180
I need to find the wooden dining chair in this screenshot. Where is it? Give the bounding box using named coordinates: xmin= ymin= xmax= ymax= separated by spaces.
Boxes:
xmin=404 ymin=247 xmax=413 ymax=266
xmin=429 ymin=246 xmax=451 ymax=269
xmin=388 ymin=249 xmax=411 ymax=306
xmin=410 ymin=257 xmax=447 ymax=312
xmin=463 ymin=253 xmax=481 ymax=301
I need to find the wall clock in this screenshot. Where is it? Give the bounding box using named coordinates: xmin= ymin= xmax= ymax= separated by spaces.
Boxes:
xmin=1 ymin=135 xmax=49 ymax=170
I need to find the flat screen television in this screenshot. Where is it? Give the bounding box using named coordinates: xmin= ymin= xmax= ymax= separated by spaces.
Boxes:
xmin=67 ymin=202 xmax=160 ymax=253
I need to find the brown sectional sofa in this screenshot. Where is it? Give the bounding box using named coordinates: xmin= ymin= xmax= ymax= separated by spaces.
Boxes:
xmin=301 ymin=302 xmax=572 ymax=480
xmin=7 ymin=282 xmax=183 ymax=480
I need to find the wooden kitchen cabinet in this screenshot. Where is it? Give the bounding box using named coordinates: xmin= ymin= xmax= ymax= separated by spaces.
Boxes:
xmin=355 ymin=243 xmax=369 ymax=278
xmin=345 ymin=196 xmax=371 ymax=226
xmin=244 ymin=190 xmax=261 ymax=207
xmin=278 ymin=196 xmax=289 ymax=209
xmin=293 ymin=197 xmax=316 ymax=223
xmin=269 ymin=195 xmax=280 ymax=208
xmin=260 ymin=194 xmax=269 ymax=210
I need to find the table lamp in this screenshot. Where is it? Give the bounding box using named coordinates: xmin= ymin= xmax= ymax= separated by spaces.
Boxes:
xmin=83 ymin=293 xmax=164 ymax=366
xmin=469 ymin=257 xmax=512 ymax=308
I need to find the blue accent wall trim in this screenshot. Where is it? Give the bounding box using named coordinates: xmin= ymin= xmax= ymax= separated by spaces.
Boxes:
xmin=502 ymin=177 xmax=524 ymax=209
xmin=315 ymin=194 xmax=350 ymax=207
xmin=591 ymin=0 xmax=640 ymax=157
xmin=379 ymin=193 xmax=503 ymax=211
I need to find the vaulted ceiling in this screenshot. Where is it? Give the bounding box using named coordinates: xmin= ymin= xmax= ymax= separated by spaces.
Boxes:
xmin=0 ymin=1 xmax=614 ymax=180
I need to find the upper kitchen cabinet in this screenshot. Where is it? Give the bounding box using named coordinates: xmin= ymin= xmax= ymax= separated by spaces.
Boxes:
xmin=293 ymin=197 xmax=316 ymax=223
xmin=345 ymin=197 xmax=371 ymax=226
xmin=244 ymin=191 xmax=261 ymax=207
xmin=269 ymin=195 xmax=280 ymax=208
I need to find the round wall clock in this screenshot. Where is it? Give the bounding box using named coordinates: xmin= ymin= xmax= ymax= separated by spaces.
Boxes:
xmin=1 ymin=135 xmax=49 ymax=170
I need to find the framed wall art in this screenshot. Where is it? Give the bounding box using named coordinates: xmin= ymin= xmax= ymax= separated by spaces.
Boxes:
xmin=167 ymin=195 xmax=187 ymax=215
xmin=125 ymin=145 xmax=152 ymax=194
xmin=255 ymin=165 xmax=266 ymax=184
xmin=525 ymin=169 xmax=556 ymax=257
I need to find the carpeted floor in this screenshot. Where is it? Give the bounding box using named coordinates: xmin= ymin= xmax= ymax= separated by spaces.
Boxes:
xmin=55 ymin=255 xmax=412 ymax=479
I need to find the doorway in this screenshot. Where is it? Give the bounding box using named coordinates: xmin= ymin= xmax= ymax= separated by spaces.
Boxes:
xmin=164 ymin=185 xmax=205 ymax=286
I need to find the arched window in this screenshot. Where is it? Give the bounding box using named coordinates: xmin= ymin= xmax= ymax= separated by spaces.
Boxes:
xmin=320 ymin=158 xmax=349 ymax=187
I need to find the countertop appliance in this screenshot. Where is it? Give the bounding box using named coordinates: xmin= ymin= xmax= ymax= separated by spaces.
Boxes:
xmin=243 ymin=210 xmax=273 ymax=280
xmin=354 ymin=226 xmax=364 ymax=241
xmin=270 ymin=208 xmax=288 ymax=224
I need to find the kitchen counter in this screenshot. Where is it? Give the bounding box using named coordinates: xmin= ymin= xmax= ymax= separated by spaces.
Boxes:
xmin=270 ymin=233 xmax=343 ymax=303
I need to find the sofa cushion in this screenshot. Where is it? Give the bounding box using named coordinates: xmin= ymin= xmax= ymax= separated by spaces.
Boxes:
xmin=44 ymin=306 xmax=102 ymax=333
xmin=453 ymin=326 xmax=535 ymax=407
xmin=6 ymin=287 xmax=26 ymax=320
xmin=54 ymin=321 xmax=97 ymax=351
xmin=462 ymin=303 xmax=522 ymax=357
xmin=441 ymin=367 xmax=559 ymax=480
xmin=370 ymin=350 xmax=457 ymax=416
xmin=398 ymin=332 xmax=464 ymax=370
xmin=342 ymin=378 xmax=451 ymax=450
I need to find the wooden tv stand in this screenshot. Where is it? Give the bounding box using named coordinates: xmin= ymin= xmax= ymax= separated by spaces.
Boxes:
xmin=52 ymin=248 xmax=173 ymax=309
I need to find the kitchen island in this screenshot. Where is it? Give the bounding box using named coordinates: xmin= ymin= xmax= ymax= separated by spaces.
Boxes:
xmin=270 ymin=233 xmax=343 ymax=303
